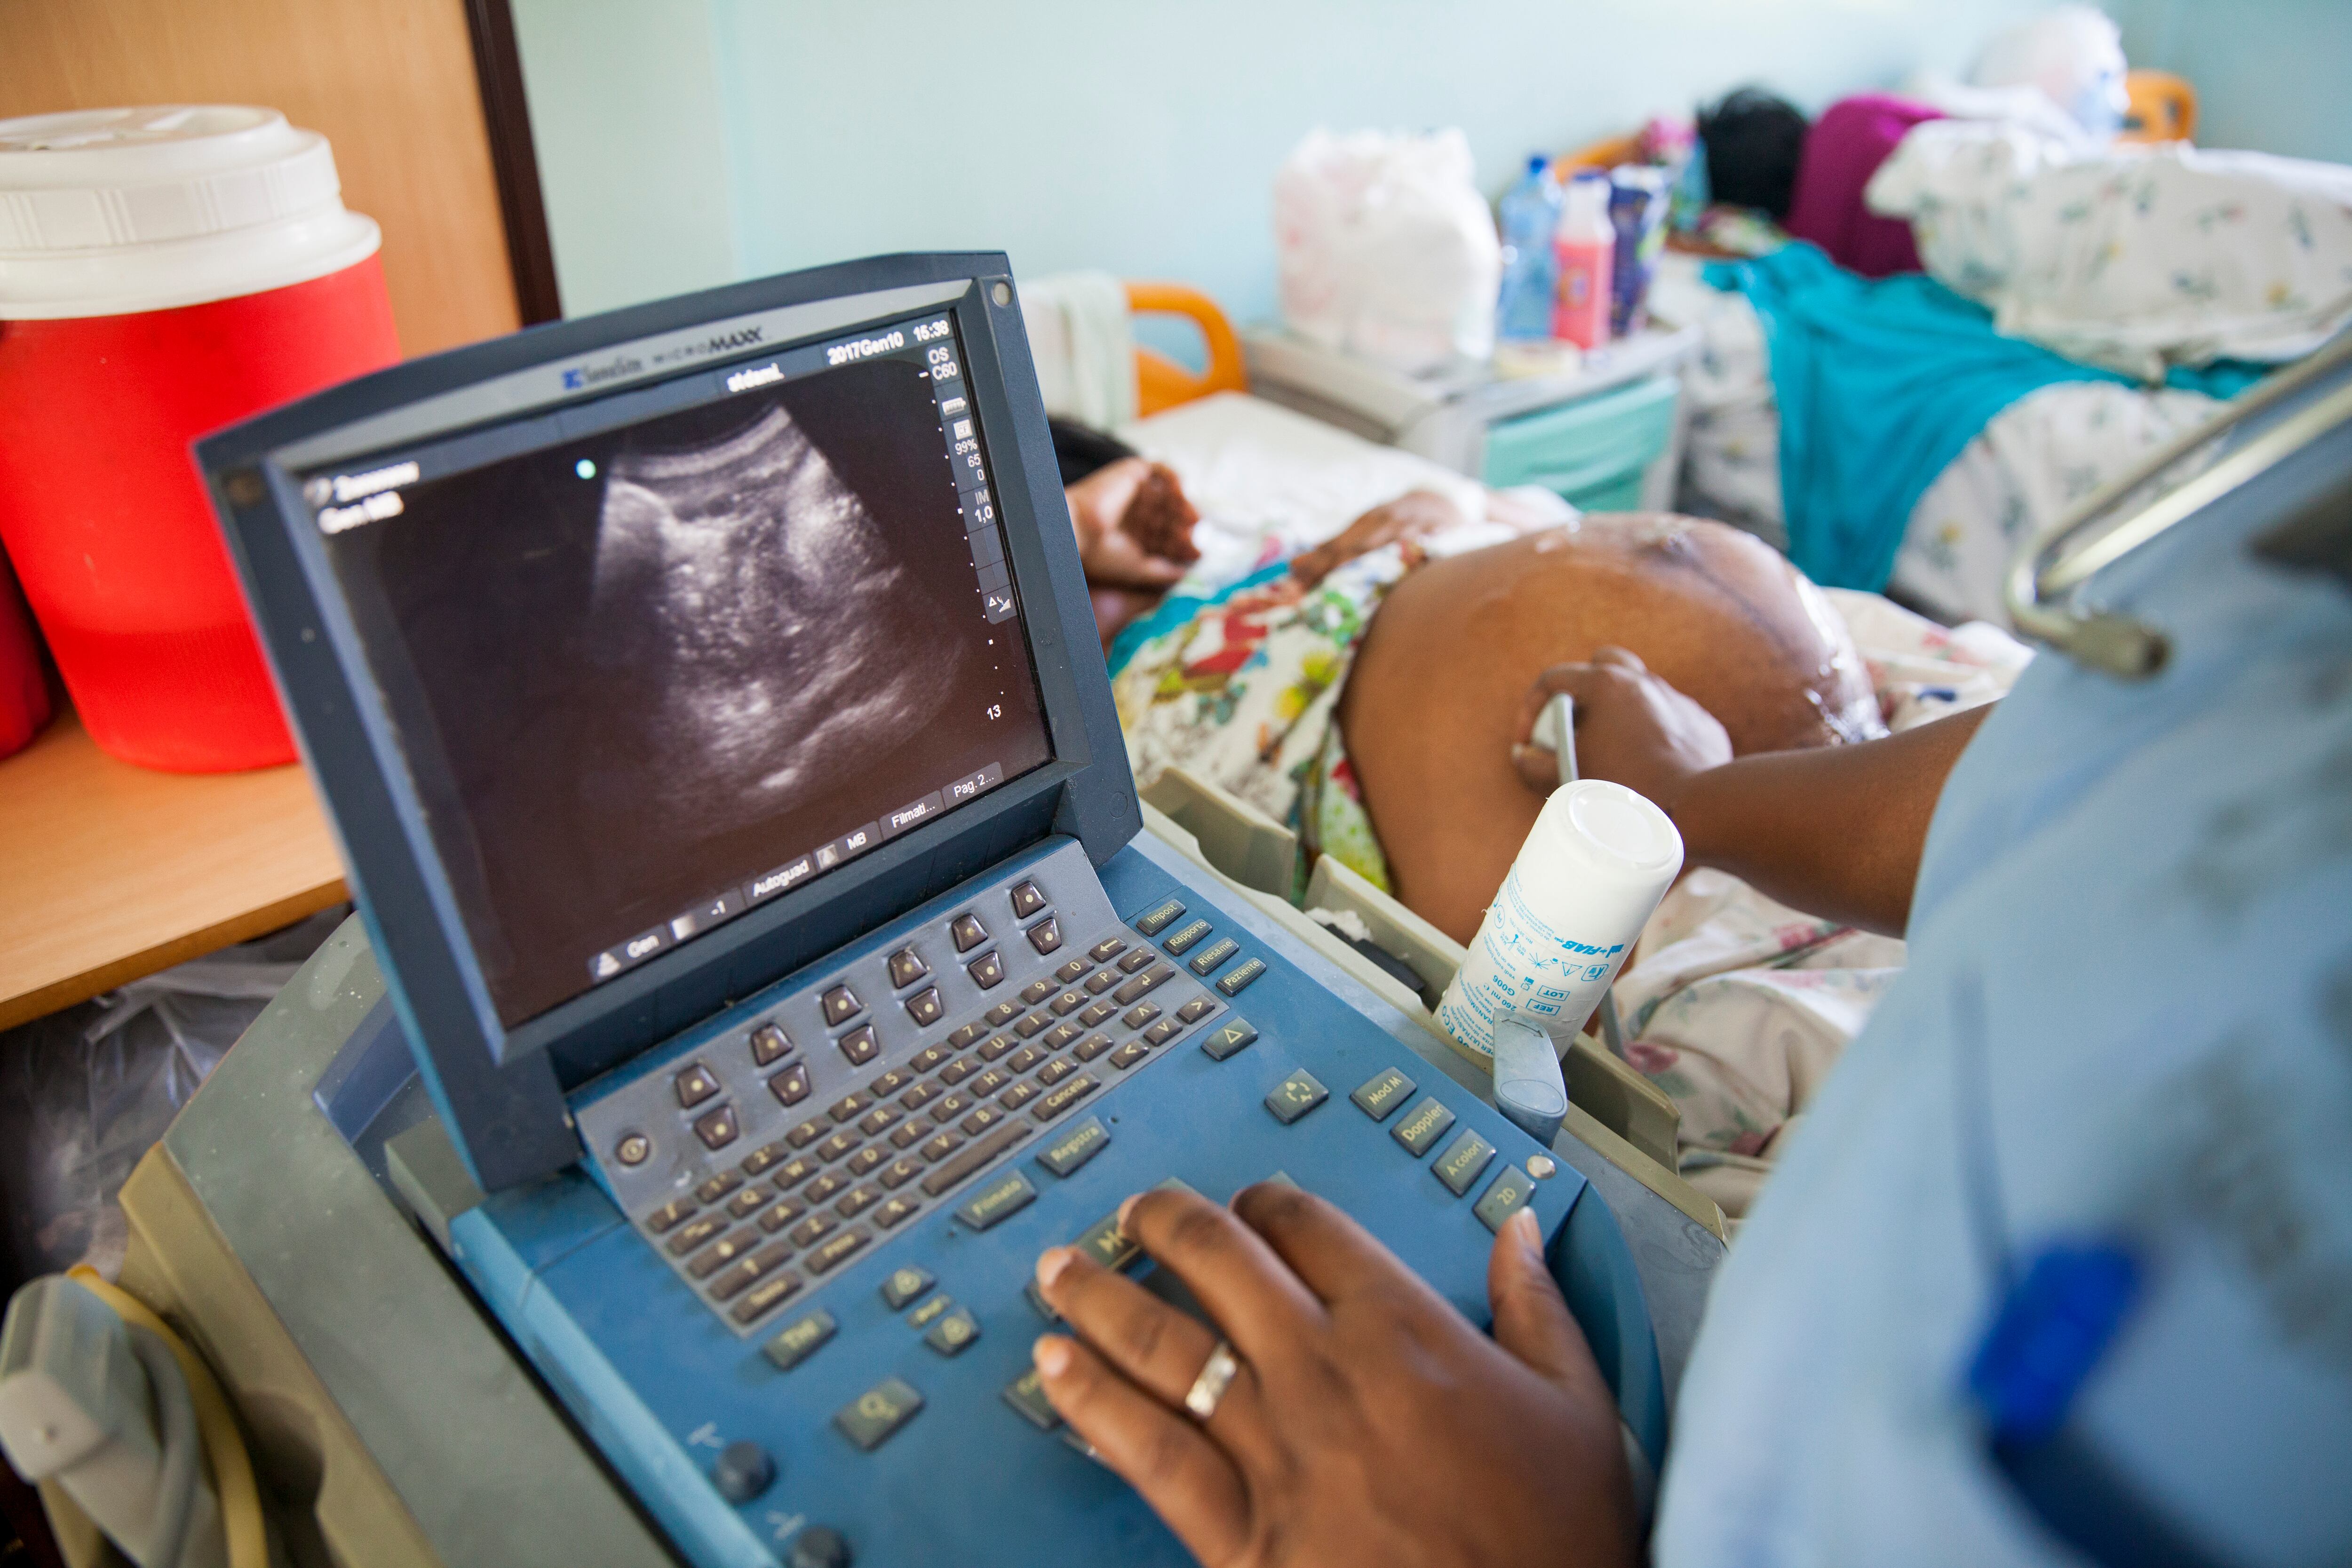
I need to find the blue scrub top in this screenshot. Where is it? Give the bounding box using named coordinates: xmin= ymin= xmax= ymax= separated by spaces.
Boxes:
xmin=1654 ymin=417 xmax=2352 ymax=1568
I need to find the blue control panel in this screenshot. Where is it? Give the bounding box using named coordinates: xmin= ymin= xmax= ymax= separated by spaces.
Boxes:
xmin=442 ymin=836 xmax=1654 ymax=1568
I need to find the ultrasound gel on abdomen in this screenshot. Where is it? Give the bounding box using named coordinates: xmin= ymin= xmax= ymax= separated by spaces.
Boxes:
xmin=1436 ymin=780 xmax=1683 ymax=1059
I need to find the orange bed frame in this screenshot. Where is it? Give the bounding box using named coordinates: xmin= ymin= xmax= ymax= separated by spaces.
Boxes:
xmin=1123 ymin=280 xmax=1249 ymax=417
xmin=2120 ymin=69 xmax=2197 ymax=143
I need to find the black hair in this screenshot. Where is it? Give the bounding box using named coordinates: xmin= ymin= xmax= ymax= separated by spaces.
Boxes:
xmin=1697 ymin=87 xmax=1810 ymax=221
xmin=1047 ymin=416 xmax=1138 ymax=487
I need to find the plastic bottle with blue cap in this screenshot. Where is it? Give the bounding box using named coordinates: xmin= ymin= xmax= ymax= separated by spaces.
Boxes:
xmin=1495 ymin=155 xmax=1562 ymax=343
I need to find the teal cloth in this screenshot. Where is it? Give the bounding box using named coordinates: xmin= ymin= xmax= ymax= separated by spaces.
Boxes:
xmin=1708 ymin=242 xmax=2265 ymax=591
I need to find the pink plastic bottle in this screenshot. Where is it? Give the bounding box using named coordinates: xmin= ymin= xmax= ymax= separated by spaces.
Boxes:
xmin=1551 ymin=170 xmax=1615 ymax=349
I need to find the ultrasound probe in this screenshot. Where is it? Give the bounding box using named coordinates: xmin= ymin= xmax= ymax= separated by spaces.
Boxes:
xmin=1535 ymin=692 xmax=1578 ymax=785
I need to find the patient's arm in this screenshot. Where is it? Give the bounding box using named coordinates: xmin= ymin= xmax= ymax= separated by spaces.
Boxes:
xmin=1069 ymin=459 xmax=1203 ymax=647
xmin=1339 ymin=515 xmax=1885 ymax=942
xmin=1074 ymin=474 xmax=1473 ymax=644
xmin=1512 ymin=653 xmax=1988 ymax=935
xmin=1289 ymin=489 xmax=1465 ymax=587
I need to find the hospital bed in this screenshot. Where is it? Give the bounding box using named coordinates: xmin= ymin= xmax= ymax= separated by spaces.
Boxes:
xmin=1102 ymin=263 xmax=2129 ymax=631
xmin=1655 ymin=252 xmax=2231 ymax=625
xmin=1664 ymin=116 xmax=2352 ymax=626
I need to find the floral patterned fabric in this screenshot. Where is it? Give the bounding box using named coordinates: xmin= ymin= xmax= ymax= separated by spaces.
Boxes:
xmin=1655 ymin=250 xmax=2238 ymax=623
xmin=1109 ymin=547 xmax=1418 ymax=899
xmin=1891 ymin=377 xmax=2221 ymax=622
xmin=1867 ymin=118 xmax=2352 ymax=380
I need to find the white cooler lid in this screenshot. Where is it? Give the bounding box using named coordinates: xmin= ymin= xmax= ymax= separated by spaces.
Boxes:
xmin=0 ymin=104 xmax=380 ymax=320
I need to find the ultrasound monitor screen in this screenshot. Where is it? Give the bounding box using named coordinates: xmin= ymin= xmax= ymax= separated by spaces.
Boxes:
xmin=306 ymin=310 xmax=1052 ymax=1027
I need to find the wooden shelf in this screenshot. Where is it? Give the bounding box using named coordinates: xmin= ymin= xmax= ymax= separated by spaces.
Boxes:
xmin=0 ymin=711 xmax=347 ymax=1030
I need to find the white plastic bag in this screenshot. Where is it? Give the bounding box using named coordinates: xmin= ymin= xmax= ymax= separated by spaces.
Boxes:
xmin=1274 ymin=128 xmax=1500 ymax=374
xmin=0 ymin=908 xmax=346 ymax=1286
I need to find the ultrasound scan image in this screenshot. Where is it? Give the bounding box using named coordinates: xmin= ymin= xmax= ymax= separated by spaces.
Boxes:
xmin=589 ymin=403 xmax=965 ymax=838
xmin=335 ymin=350 xmax=1052 ymax=1026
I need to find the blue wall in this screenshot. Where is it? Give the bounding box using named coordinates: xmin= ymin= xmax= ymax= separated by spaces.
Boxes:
xmin=514 ymin=0 xmax=2065 ymax=320
xmin=510 ymin=0 xmax=740 ymax=314
xmin=2111 ymin=0 xmax=2352 ymax=168
xmin=515 ymin=0 xmax=2337 ymax=325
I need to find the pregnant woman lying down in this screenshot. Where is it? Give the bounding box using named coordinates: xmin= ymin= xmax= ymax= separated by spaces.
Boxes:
xmin=1060 ymin=413 xmax=1882 ymax=939
xmin=1063 ymin=398 xmax=2028 ymax=1213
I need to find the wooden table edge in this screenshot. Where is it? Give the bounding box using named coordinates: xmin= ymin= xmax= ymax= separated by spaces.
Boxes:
xmin=0 ymin=876 xmax=350 ymax=1033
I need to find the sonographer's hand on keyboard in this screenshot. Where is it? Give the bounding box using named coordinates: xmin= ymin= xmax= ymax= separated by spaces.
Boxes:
xmin=1509 ymin=645 xmax=1731 ymax=810
xmin=1029 ymin=1183 xmax=1638 ymax=1568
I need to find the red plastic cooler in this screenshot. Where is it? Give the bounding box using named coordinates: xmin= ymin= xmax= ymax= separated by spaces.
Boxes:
xmin=0 ymin=105 xmax=401 ymax=772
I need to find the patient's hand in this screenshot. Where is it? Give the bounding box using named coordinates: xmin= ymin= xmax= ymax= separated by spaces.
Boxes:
xmin=1289 ymin=489 xmax=1464 ymax=589
xmin=1510 ymin=646 xmax=1732 ymax=812
xmin=1068 ymin=458 xmax=1196 ymax=589
xmin=1029 ymin=1182 xmax=1637 ymax=1568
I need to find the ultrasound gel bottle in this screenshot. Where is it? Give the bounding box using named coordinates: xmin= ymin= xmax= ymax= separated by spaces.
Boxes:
xmin=1436 ymin=779 xmax=1683 ymax=1061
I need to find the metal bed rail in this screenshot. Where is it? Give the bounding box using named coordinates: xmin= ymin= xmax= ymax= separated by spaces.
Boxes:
xmin=2005 ymin=329 xmax=2352 ymax=677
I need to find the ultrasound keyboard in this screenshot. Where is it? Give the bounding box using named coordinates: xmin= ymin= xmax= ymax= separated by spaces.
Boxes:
xmin=449 ymin=836 xmax=1621 ymax=1568
xmin=576 ymin=840 xmax=1271 ymax=1336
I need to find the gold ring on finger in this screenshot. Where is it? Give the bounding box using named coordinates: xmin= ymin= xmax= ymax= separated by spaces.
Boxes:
xmin=1182 ymin=1339 xmax=1243 ymax=1422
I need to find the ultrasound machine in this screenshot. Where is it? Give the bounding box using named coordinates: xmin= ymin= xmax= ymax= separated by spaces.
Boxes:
xmin=184 ymin=254 xmax=1715 ymax=1567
